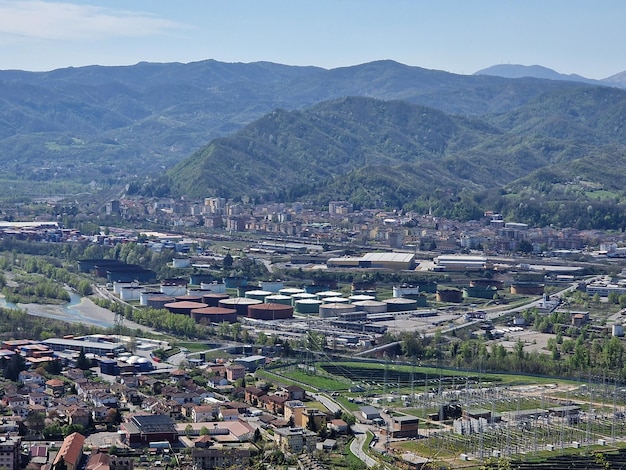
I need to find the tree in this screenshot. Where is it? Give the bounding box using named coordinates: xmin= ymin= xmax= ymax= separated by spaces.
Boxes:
xmin=223 ymin=253 xmax=233 ymax=269
xmin=76 ymin=349 xmax=91 ymax=370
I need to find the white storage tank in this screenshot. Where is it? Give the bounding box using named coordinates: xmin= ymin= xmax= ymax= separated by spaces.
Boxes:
xmin=140 ymin=291 xmax=160 ymax=306
xmin=349 ymin=294 xmax=376 ymax=303
xmin=290 ymin=293 xmax=317 ymax=306
xmin=322 ymin=296 xmax=350 ymax=304
xmin=279 ymin=287 xmax=306 ymax=296
xmin=319 ymin=303 xmax=357 ymax=318
xmin=264 ymin=294 xmax=293 ymax=306
xmin=172 ymin=257 xmax=190 ymax=268
xmin=393 ymin=285 xmax=420 ymax=298
xmin=200 ymin=281 xmax=227 ymax=293
xmin=259 ymin=280 xmax=284 ymax=292
xmin=316 ymin=291 xmax=343 ymax=300
xmin=351 ymin=300 xmax=387 ymax=314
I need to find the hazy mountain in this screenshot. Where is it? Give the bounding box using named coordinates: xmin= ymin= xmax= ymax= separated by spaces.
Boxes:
xmin=0 ymin=59 xmax=599 ymax=192
xmin=604 ymin=70 xmax=626 ymax=88
xmin=474 ymin=64 xmax=605 ymax=86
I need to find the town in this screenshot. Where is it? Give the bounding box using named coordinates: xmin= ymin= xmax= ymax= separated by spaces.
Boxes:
xmin=2 ymin=195 xmax=626 ymax=470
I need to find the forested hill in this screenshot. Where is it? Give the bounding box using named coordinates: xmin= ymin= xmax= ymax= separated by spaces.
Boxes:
xmin=0 ymin=59 xmax=598 ymax=188
xmin=167 ymin=88 xmax=626 ymax=229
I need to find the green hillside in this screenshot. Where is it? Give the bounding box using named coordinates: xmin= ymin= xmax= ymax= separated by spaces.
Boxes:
xmin=167 ymin=90 xmax=626 ymax=229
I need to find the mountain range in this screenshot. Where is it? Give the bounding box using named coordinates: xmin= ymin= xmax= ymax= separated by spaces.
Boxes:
xmin=1 ymin=59 xmax=626 ymax=228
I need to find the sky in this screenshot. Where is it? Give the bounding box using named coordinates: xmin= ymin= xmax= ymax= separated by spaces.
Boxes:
xmin=0 ymin=0 xmax=624 ymax=79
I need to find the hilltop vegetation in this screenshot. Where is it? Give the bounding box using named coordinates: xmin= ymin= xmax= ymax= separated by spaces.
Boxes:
xmin=167 ymin=88 xmax=626 ymax=228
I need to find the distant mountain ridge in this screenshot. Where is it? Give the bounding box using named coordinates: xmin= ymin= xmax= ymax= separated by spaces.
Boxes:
xmin=474 ymin=63 xmax=624 ymax=88
xmin=0 ymin=59 xmax=603 ymax=189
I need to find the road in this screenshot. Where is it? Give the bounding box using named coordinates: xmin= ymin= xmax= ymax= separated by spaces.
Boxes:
xmin=310 ymin=392 xmax=380 ymax=468
xmin=350 ymin=424 xmax=378 ymax=468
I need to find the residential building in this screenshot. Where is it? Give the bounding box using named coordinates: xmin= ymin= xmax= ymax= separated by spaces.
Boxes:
xmin=273 ymin=427 xmax=318 ymax=454
xmin=0 ymin=435 xmax=20 ymax=470
xmin=53 ymin=432 xmax=85 ymax=470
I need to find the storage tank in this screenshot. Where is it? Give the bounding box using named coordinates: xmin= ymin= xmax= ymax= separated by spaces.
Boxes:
xmin=316 ymin=291 xmax=343 ymax=301
xmin=510 ymin=283 xmax=545 ymax=295
xmin=294 ymin=299 xmax=322 ymax=315
xmin=202 ymin=293 xmax=230 ymax=307
xmin=164 ymin=301 xmax=208 ymax=315
xmin=245 ymin=290 xmax=273 ymax=302
xmin=140 ymin=291 xmax=161 ymax=306
xmin=279 ymin=287 xmax=305 ymax=296
xmin=319 ymin=303 xmax=357 ymax=319
xmin=290 ymin=293 xmax=317 ymax=305
xmin=248 ymin=303 xmax=294 ymax=320
xmin=218 ymin=297 xmax=262 ymax=316
xmin=200 ymin=281 xmax=227 ymax=293
xmin=120 ymin=286 xmax=144 ymax=301
xmin=175 ymin=294 xmax=203 ymax=303
xmin=224 ymin=276 xmax=247 ymax=288
xmin=436 ymin=288 xmax=463 ymax=303
xmin=384 ymin=297 xmax=419 ymax=312
xmin=191 ymin=306 xmax=238 ymax=324
xmin=237 ymin=285 xmax=256 ymax=297
xmin=146 ymin=295 xmax=175 ymax=310
xmin=189 ymin=273 xmax=214 ymax=286
xmin=259 ymin=280 xmax=284 ymax=292
xmin=612 ymin=324 xmax=624 ymax=337
xmin=349 ymin=294 xmax=376 ymax=303
xmin=393 ymin=285 xmax=420 ymax=298
xmin=322 ymin=296 xmax=350 ymax=304
xmin=264 ymin=294 xmax=293 ymax=306
xmin=172 ymin=257 xmax=190 ymax=268
xmin=351 ymin=300 xmax=388 ymax=314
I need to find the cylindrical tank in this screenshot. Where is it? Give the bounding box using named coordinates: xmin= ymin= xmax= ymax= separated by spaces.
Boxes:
xmin=612 ymin=324 xmax=624 ymax=337
xmin=245 ymin=290 xmax=273 ymax=302
xmin=351 ymin=300 xmax=387 ymax=314
xmin=248 ymin=303 xmax=294 ymax=320
xmin=191 ymin=307 xmax=238 ymax=324
xmin=218 ymin=297 xmax=262 ymax=316
xmin=393 ymin=285 xmax=420 ymax=298
xmin=202 ymin=293 xmax=230 ymax=307
xmin=349 ymin=294 xmax=376 ymax=303
xmin=237 ymin=285 xmax=256 ymax=297
xmin=175 ymin=294 xmax=203 ymax=303
xmin=319 ymin=303 xmax=357 ymax=319
xmin=200 ymin=282 xmax=227 ymax=293
xmin=290 ymin=293 xmax=317 ymax=305
xmin=223 ymin=276 xmax=247 ymax=288
xmin=279 ymin=287 xmax=305 ymax=296
xmin=510 ymin=283 xmax=545 ymax=295
xmin=384 ymin=297 xmax=419 ymax=312
xmin=259 ymin=281 xmax=284 ymax=293
xmin=436 ymin=289 xmax=463 ymax=303
xmin=316 ymin=291 xmax=343 ymax=301
xmin=140 ymin=291 xmax=161 ymax=306
xmin=172 ymin=258 xmax=190 ymax=268
xmin=264 ymin=294 xmax=293 ymax=306
xmin=164 ymin=301 xmax=208 ymax=315
xmin=294 ymin=299 xmax=322 ymax=315
xmin=322 ymin=296 xmax=350 ymax=304
xmin=146 ymin=295 xmax=175 ymax=310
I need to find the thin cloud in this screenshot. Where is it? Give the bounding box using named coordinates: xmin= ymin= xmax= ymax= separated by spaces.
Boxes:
xmin=0 ymin=0 xmax=187 ymax=40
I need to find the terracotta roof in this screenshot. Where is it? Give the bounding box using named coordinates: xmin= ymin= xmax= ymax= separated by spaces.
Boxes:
xmin=53 ymin=432 xmax=85 ymax=467
xmin=46 ymin=379 xmax=64 ymax=387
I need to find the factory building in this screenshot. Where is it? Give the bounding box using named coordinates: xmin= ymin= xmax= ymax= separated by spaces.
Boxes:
xmin=327 ymin=252 xmax=416 ymax=271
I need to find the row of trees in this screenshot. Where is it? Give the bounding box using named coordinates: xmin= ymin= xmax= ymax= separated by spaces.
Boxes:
xmin=388 ymin=322 xmax=626 ymax=380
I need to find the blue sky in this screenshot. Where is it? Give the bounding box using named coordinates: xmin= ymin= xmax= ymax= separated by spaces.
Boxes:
xmin=0 ymin=0 xmax=624 ymax=79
